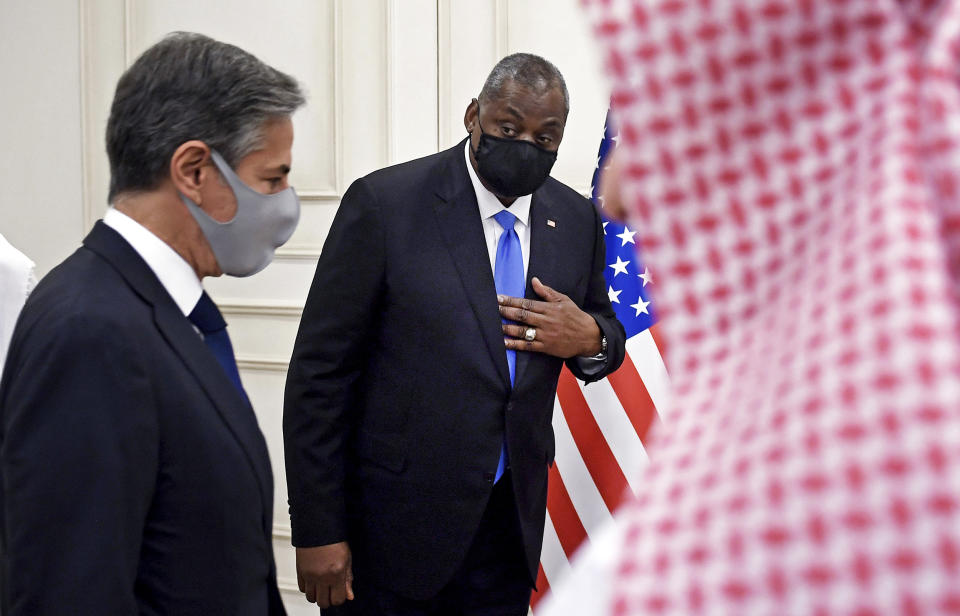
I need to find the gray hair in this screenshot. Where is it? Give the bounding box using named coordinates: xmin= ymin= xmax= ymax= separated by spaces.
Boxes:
xmin=479 ymin=53 xmax=569 ymax=117
xmin=106 ymin=32 xmax=305 ymax=202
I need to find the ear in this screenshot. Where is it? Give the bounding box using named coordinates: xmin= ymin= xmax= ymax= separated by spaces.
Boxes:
xmin=169 ymin=140 xmax=213 ymax=204
xmin=463 ymin=98 xmax=479 ymax=133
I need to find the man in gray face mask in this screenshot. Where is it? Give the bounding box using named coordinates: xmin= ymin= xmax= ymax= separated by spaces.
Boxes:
xmin=0 ymin=32 xmax=303 ymax=615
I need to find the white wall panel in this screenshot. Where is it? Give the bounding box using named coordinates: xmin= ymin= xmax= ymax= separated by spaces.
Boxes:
xmin=504 ymin=0 xmax=611 ymax=194
xmin=280 ymin=199 xmax=340 ymax=256
xmin=243 ymin=368 xmax=309 ymax=609
xmin=79 ymin=0 xmax=126 ymax=226
xmin=438 ymin=0 xmax=505 ymax=148
xmin=203 ymin=257 xmax=318 ymax=305
xmin=339 ymin=0 xmax=389 ymax=183
xmin=243 ymin=369 xmax=292 ymax=534
xmin=442 ymin=0 xmax=610 ymax=194
xmin=222 ymin=309 xmax=302 ymax=366
xmin=386 ymin=0 xmax=439 ymax=163
xmin=0 ymin=0 xmax=84 ymax=276
xmin=127 ymin=0 xmax=338 ymax=197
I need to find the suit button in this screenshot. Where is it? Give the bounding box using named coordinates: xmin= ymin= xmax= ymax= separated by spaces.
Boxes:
xmin=506 ymin=402 xmax=514 ymax=411
xmin=483 ymin=472 xmax=495 ymax=483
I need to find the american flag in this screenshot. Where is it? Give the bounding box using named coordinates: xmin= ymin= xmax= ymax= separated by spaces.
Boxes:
xmin=529 ymin=112 xmax=671 ymax=609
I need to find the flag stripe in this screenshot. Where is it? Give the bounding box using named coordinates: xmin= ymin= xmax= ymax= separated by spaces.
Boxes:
xmin=529 ymin=563 xmax=550 ymax=611
xmin=577 ymin=376 xmax=650 ymax=497
xmin=551 ymin=397 xmax=613 ymax=532
xmin=545 ymin=462 xmax=589 ymax=557
xmin=606 ymin=351 xmax=659 ymax=444
xmin=537 ymin=511 xmax=571 ymax=606
xmin=556 ymin=368 xmax=630 ymax=511
xmin=648 ymin=322 xmax=667 ymax=365
xmin=626 ymin=328 xmax=673 ymax=421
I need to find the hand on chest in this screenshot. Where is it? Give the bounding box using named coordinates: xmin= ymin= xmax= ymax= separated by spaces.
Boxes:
xmin=385 ymin=204 xmax=588 ymax=326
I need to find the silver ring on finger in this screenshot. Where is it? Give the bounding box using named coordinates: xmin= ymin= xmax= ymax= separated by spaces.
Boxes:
xmin=524 ymin=327 xmax=537 ymax=342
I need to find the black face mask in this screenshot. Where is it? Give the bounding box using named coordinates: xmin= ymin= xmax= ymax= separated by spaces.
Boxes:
xmin=470 ymin=114 xmax=558 ymax=198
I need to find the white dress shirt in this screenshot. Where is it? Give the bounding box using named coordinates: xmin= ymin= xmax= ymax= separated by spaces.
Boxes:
xmin=103 ymin=208 xmax=203 ymax=317
xmin=0 ymin=233 xmax=36 ymax=375
xmin=464 ymin=142 xmax=533 ymax=278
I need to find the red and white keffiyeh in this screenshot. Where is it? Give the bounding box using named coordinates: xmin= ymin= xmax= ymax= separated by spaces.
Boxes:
xmin=582 ymin=0 xmax=960 ymax=612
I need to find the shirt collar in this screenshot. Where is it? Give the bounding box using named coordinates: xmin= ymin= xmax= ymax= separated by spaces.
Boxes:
xmin=463 ymin=141 xmax=532 ymax=226
xmin=103 ymin=207 xmax=203 ymax=316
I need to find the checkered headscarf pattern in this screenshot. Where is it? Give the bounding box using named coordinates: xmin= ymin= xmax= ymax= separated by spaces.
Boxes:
xmin=582 ymin=0 xmax=960 ymax=612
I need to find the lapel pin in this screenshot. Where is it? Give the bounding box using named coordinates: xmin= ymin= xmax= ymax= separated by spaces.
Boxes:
xmin=547 ymin=219 xmax=556 ymax=228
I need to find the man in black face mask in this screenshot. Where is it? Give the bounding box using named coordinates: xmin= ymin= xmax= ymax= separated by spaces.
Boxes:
xmin=284 ymin=53 xmax=626 ymax=615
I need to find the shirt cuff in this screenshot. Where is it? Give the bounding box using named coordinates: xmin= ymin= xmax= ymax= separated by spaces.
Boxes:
xmin=573 ymin=353 xmax=607 ymax=376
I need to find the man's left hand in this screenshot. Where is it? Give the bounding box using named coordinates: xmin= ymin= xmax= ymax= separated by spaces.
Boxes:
xmin=498 ymin=277 xmax=603 ymax=358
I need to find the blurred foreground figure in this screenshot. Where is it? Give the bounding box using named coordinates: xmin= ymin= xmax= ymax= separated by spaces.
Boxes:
xmin=546 ymin=1 xmax=960 ymax=613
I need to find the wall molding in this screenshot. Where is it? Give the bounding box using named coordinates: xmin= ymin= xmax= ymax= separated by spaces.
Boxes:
xmin=78 ymin=1 xmax=92 ymax=234
xmin=333 ymin=0 xmax=345 ymax=194
xmin=385 ymin=0 xmax=398 ymax=164
xmin=277 ymin=578 xmax=300 ymax=594
xmin=436 ymin=1 xmax=451 ymax=148
xmin=237 ymin=356 xmax=289 ymax=372
xmin=79 ymin=0 xmax=126 ymax=230
xmin=494 ymin=0 xmax=509 ymax=59
xmin=274 ymin=246 xmax=322 ymax=261
xmin=123 ymin=0 xmax=133 ymax=66
xmin=297 ymin=189 xmax=340 ymax=201
xmin=218 ymin=300 xmax=303 ymax=318
xmin=273 ymin=527 xmax=298 ymax=595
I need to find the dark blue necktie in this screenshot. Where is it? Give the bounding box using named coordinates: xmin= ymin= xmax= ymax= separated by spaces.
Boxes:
xmin=188 ymin=291 xmax=246 ymax=397
xmin=493 ymin=209 xmax=524 ymax=482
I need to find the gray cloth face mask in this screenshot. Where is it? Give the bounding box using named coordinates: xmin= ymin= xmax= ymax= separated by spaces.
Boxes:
xmin=181 ymin=150 xmax=300 ymax=277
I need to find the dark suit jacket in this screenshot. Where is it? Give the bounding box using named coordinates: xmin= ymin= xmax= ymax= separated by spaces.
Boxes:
xmin=0 ymin=223 xmax=285 ymax=615
xmin=283 ymin=139 xmax=625 ymax=600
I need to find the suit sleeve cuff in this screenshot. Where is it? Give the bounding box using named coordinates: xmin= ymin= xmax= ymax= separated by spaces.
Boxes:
xmin=289 ymin=500 xmax=347 ymax=548
xmin=573 ymin=353 xmax=607 ymax=376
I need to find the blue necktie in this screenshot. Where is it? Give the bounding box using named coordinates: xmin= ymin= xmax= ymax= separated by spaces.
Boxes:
xmin=188 ymin=291 xmax=247 ymax=398
xmin=493 ymin=209 xmax=524 ymax=482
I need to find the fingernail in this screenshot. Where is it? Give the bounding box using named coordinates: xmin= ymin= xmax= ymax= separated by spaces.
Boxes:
xmin=497 ymin=295 xmax=505 ymax=303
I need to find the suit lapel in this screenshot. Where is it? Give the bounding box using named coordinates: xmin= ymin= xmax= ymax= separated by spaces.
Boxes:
xmin=83 ymin=222 xmax=273 ymax=527
xmin=516 ymin=190 xmax=559 ymax=387
xmin=430 ymin=143 xmax=512 ymax=389
xmin=152 ymin=303 xmax=274 ymax=530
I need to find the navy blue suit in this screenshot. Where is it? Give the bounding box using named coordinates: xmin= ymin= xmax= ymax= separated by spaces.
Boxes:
xmin=0 ymin=223 xmax=284 ymax=615
xmin=284 ymin=140 xmax=626 ymax=601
